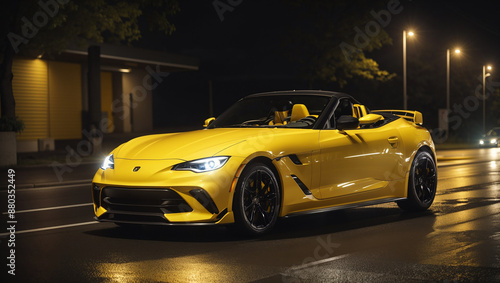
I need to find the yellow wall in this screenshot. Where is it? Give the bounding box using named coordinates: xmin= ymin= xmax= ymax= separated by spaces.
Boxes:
xmin=12 ymin=59 xmax=49 ymax=140
xmin=100 ymin=71 xmax=114 ymax=133
xmin=48 ymin=61 xmax=82 ymax=139
xmin=12 ymin=59 xmax=119 ymax=141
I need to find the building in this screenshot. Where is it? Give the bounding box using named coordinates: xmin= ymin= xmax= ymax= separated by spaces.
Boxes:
xmin=12 ymin=44 xmax=199 ymax=152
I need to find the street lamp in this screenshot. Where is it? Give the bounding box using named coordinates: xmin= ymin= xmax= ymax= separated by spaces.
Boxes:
xmin=403 ymin=30 xmax=414 ymax=110
xmin=483 ymin=65 xmax=492 ymax=133
xmin=446 ymin=48 xmax=461 ymax=115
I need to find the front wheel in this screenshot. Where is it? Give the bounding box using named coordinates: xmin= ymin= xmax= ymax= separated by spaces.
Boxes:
xmin=397 ymin=150 xmax=437 ymax=211
xmin=233 ymin=162 xmax=281 ymax=236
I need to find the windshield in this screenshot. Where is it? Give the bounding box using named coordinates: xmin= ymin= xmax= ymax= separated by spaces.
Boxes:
xmin=210 ymin=95 xmax=333 ymax=129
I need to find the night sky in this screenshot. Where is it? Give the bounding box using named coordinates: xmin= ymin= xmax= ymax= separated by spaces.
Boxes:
xmin=139 ymin=0 xmax=500 ymax=135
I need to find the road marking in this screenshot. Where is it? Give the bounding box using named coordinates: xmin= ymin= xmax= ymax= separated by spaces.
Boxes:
xmin=2 ymin=203 xmax=93 ymax=215
xmin=0 ymin=221 xmax=101 ymax=236
xmin=25 ymin=183 xmax=90 ymax=191
xmin=0 ymin=183 xmax=90 ymax=192
xmin=284 ymin=254 xmax=349 ymax=272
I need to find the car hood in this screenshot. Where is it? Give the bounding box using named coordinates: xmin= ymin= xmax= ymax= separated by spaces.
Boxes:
xmin=113 ymin=128 xmax=267 ymax=161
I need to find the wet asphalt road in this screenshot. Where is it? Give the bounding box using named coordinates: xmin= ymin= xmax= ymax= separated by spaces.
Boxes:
xmin=1 ymin=148 xmax=500 ymax=282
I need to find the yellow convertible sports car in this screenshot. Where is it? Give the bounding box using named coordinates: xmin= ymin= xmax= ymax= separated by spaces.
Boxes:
xmin=92 ymin=90 xmax=437 ymax=235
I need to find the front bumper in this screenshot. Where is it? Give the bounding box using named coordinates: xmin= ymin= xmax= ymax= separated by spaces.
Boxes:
xmin=92 ymin=156 xmax=244 ymax=225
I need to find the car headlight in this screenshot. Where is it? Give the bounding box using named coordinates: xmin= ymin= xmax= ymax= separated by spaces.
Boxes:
xmin=172 ymin=157 xmax=229 ymax=173
xmin=100 ymin=154 xmax=114 ymax=170
xmin=491 ymin=139 xmax=497 ymax=144
xmin=479 ymin=140 xmax=484 ymax=145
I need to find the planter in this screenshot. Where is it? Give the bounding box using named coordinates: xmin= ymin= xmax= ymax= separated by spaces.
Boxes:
xmin=0 ymin=131 xmax=17 ymax=166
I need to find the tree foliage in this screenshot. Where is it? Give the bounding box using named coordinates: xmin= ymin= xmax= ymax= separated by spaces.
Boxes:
xmin=281 ymin=0 xmax=396 ymax=87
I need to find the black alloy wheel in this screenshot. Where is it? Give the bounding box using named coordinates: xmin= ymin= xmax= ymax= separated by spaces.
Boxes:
xmin=397 ymin=150 xmax=437 ymax=211
xmin=233 ymin=162 xmax=281 ymax=235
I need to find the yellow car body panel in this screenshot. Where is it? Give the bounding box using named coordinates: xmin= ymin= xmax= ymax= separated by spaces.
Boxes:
xmin=91 ymin=90 xmax=436 ymax=232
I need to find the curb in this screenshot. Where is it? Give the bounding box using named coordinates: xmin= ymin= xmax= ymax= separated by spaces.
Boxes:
xmin=11 ymin=160 xmax=101 ymax=169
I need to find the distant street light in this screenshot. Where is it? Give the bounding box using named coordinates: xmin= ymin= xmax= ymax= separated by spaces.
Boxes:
xmin=446 ymin=48 xmax=461 ymax=133
xmin=483 ymin=65 xmax=492 ymax=133
xmin=403 ymin=30 xmax=414 ymax=110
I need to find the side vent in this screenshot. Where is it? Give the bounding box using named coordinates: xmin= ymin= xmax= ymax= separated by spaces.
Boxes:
xmin=288 ymin=154 xmax=303 ymax=165
xmin=291 ymin=175 xmax=312 ymax=195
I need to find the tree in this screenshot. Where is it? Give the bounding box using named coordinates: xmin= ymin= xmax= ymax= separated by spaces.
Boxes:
xmin=280 ymin=0 xmax=396 ymax=88
xmin=0 ymin=0 xmax=179 ymax=129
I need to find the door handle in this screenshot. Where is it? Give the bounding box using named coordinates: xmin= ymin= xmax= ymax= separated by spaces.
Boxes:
xmin=388 ymin=136 xmax=399 ymax=147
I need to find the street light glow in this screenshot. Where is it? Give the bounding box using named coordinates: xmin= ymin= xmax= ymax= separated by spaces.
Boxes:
xmin=403 ymin=29 xmax=417 ymax=110
xmin=446 ymin=47 xmax=462 ymax=136
xmin=403 ymin=29 xmax=415 ymax=110
xmin=483 ymin=64 xmax=493 ymax=133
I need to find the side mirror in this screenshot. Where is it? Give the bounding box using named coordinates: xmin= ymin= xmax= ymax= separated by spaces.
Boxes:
xmin=204 ymin=117 xmax=215 ymax=128
xmin=337 ymin=115 xmax=359 ymax=131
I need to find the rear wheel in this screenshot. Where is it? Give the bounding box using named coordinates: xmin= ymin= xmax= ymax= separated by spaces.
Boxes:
xmin=397 ymin=150 xmax=437 ymax=211
xmin=233 ymin=162 xmax=281 ymax=236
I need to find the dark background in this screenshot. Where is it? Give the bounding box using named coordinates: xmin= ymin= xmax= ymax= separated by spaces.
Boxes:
xmin=139 ymin=0 xmax=500 ymax=141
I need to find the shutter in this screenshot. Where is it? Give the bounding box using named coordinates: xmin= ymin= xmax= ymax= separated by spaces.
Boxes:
xmin=48 ymin=61 xmax=83 ymax=139
xmin=12 ymin=59 xmax=49 ymax=140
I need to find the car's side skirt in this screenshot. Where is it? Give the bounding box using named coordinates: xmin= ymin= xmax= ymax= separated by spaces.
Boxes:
xmin=283 ymin=197 xmax=407 ymax=218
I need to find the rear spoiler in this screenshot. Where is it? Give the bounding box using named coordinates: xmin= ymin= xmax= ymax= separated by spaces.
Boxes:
xmin=371 ymin=110 xmax=423 ymax=125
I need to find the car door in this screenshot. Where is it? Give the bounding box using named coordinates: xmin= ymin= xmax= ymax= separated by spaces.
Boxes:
xmin=318 ymin=98 xmax=404 ymax=200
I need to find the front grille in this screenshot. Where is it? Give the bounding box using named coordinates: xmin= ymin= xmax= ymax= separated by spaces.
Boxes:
xmin=99 ymin=187 xmax=193 ymax=224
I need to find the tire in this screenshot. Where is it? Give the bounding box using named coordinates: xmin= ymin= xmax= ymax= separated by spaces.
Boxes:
xmin=397 ymin=150 xmax=437 ymax=211
xmin=233 ymin=162 xmax=281 ymax=236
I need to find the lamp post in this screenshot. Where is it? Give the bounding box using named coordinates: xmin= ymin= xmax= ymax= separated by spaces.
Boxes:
xmin=403 ymin=30 xmax=414 ymax=110
xmin=483 ymin=65 xmax=492 ymax=133
xmin=446 ymin=48 xmax=460 ymax=134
